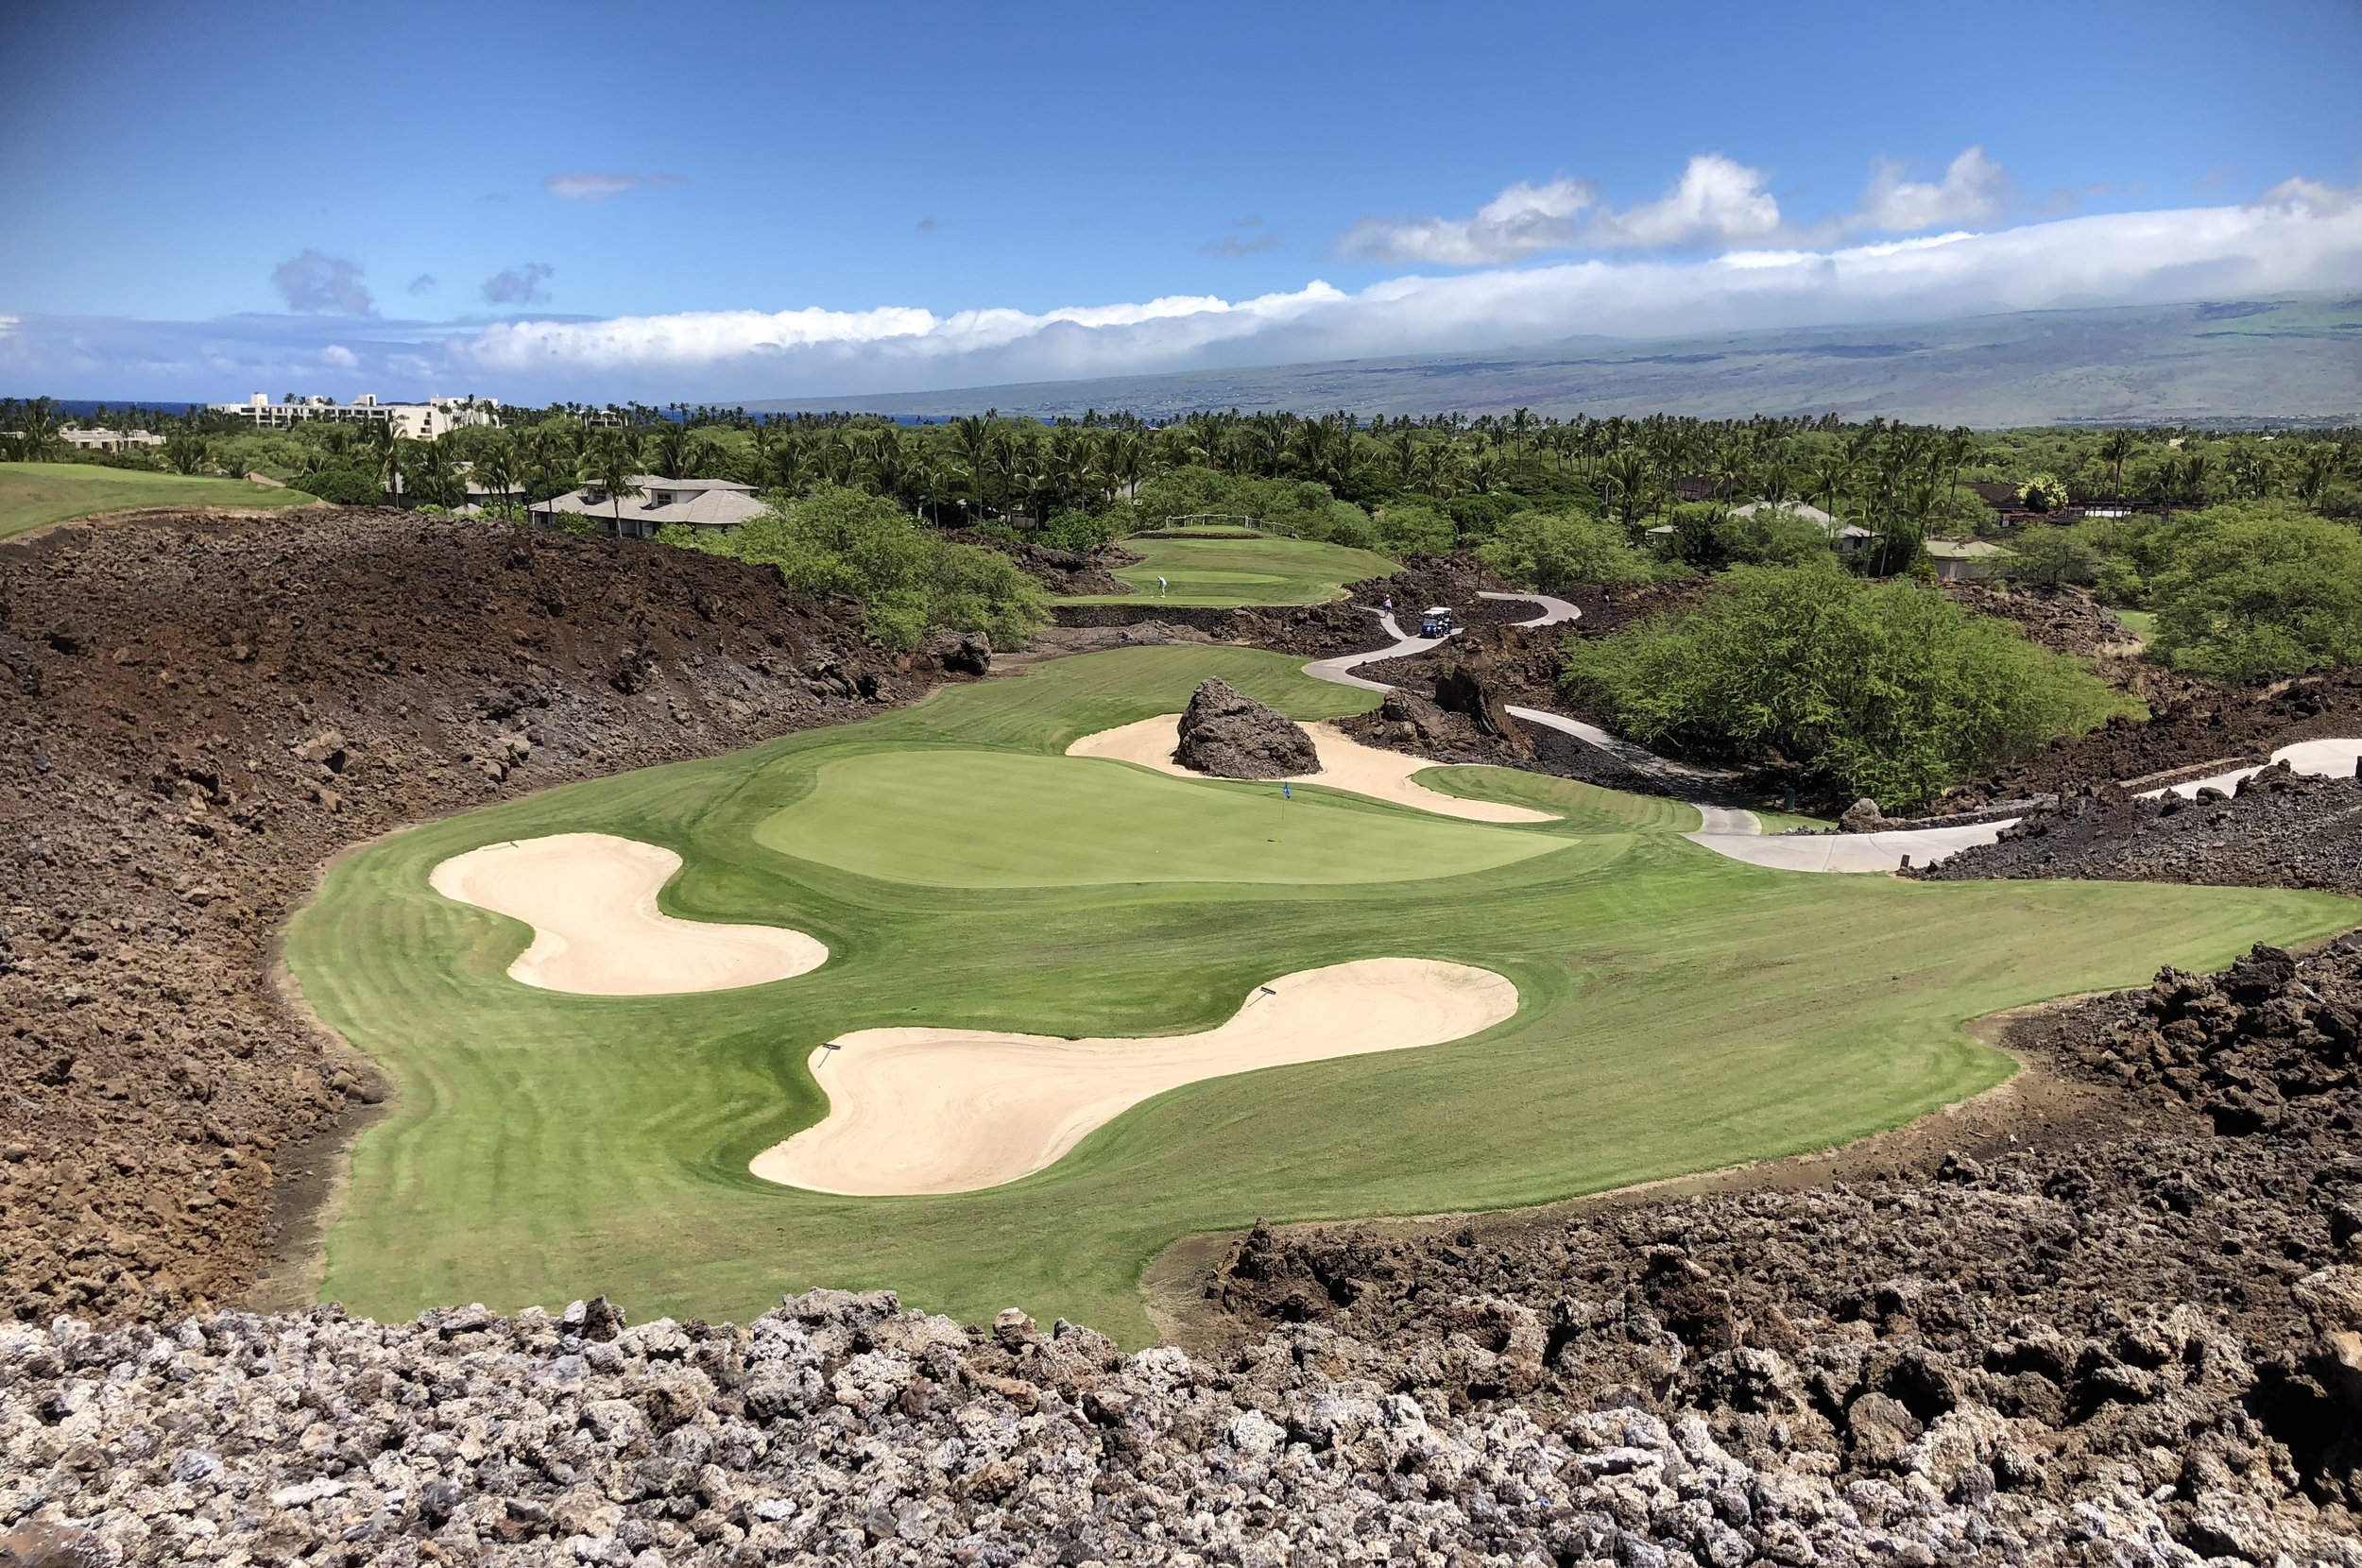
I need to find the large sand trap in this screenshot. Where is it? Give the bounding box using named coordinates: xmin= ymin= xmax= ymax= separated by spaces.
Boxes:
xmin=429 ymin=832 xmax=827 ymax=996
xmin=753 ymin=957 xmax=1519 ymax=1196
xmin=1066 ymin=715 xmax=1556 ymax=824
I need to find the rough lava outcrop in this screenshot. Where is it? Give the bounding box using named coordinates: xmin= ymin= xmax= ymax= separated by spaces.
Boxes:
xmin=1172 ymin=677 xmax=1319 ymax=779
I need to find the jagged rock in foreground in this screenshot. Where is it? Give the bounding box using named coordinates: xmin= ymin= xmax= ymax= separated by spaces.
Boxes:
xmin=1207 ymin=937 xmax=2362 ymax=1563
xmin=1172 ymin=676 xmax=1318 ymax=779
xmin=1918 ymin=759 xmax=2362 ymax=895
xmin=12 ymin=1285 xmax=2346 ymax=1567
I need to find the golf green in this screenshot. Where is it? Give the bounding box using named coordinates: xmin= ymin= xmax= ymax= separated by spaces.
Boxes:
xmin=753 ymin=749 xmax=1566 ymax=887
xmin=288 ymin=644 xmax=2361 ymax=1344
xmin=1064 ymin=533 xmax=1399 ymax=606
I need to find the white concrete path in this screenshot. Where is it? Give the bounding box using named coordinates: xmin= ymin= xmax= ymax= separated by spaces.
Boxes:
xmin=1297 ymin=594 xmax=2004 ymax=874
xmin=1303 ymin=610 xmax=1456 ymax=692
xmin=2142 ymin=739 xmax=2362 ymax=799
xmin=1477 ymin=589 xmax=1582 ymax=627
xmin=1684 ymin=820 xmax=2017 ymax=873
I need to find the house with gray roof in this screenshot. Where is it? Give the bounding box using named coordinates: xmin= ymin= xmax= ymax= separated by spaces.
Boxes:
xmin=530 ymin=475 xmax=767 ymax=539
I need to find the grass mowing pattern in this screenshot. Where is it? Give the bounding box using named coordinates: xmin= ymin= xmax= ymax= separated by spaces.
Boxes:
xmin=1065 ymin=533 xmax=1399 ymax=606
xmin=0 ymin=462 xmax=319 ymax=540
xmin=755 ymin=749 xmax=1565 ymax=887
xmin=291 ymin=644 xmax=2361 ymax=1344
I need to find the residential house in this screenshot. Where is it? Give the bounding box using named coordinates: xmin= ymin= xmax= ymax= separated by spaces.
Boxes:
xmin=529 ymin=475 xmax=765 ymax=539
xmin=1652 ymin=499 xmax=1872 ymax=555
xmin=1925 ymin=538 xmax=2018 ymax=581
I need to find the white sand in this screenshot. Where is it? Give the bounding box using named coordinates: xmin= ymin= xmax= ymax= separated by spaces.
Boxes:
xmin=1065 ymin=715 xmax=1556 ymax=824
xmin=752 ymin=957 xmax=1517 ymax=1196
xmin=429 ymin=832 xmax=827 ymax=996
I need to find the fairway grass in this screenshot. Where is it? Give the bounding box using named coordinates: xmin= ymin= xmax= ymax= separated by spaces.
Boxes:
xmin=0 ymin=461 xmax=319 ymax=541
xmin=1066 ymin=533 xmax=1399 ymax=606
xmin=290 ymin=644 xmax=2362 ymax=1345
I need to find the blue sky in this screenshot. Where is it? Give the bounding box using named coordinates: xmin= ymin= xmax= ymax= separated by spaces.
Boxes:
xmin=4 ymin=0 xmax=2358 ymax=401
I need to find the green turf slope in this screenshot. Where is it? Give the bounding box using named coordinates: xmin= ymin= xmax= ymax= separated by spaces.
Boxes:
xmin=290 ymin=644 xmax=2360 ymax=1344
xmin=0 ymin=462 xmax=319 ymax=541
xmin=756 ymin=749 xmax=1564 ymax=887
xmin=1065 ymin=533 xmax=1398 ymax=606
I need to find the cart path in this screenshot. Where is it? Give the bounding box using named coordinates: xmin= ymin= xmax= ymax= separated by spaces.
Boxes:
xmin=1301 ymin=596 xmax=2001 ymax=872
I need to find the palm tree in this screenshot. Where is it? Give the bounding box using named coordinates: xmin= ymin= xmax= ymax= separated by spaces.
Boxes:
xmin=2295 ymin=444 xmax=2340 ymax=508
xmin=1939 ymin=427 xmax=1976 ymax=495
xmin=650 ymin=420 xmax=691 ymax=480
xmin=1601 ymin=449 xmax=1652 ymax=529
xmin=582 ymin=435 xmax=642 ymax=537
xmin=472 ymin=436 xmax=520 ymax=520
xmin=2097 ymin=430 xmax=2136 ymax=498
xmin=950 ymin=413 xmax=994 ymax=523
xmin=367 ymin=421 xmax=403 ymax=505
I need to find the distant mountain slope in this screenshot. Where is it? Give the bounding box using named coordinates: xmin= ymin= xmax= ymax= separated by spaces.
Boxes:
xmin=746 ymin=297 xmax=2362 ymax=426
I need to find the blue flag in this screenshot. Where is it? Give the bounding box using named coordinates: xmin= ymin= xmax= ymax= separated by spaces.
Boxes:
xmin=1282 ymin=783 xmax=1291 ymax=799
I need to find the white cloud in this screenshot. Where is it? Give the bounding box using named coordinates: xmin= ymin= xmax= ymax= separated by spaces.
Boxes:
xmin=1344 ymin=149 xmax=2017 ymax=267
xmin=436 ymin=193 xmax=2362 ymax=398
xmin=543 ymin=171 xmax=688 ymax=202
xmin=2253 ymin=176 xmax=2361 ymax=216
xmin=1339 ymin=178 xmax=1596 ymax=265
xmin=1585 ymin=154 xmax=1783 ymax=248
xmin=1853 ymin=146 xmax=2012 ymax=233
xmin=7 ymin=186 xmax=2358 ymax=402
xmin=320 ymin=344 xmax=358 ymax=368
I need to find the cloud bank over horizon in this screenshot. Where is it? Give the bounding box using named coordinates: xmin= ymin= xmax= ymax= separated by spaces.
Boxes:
xmin=5 ymin=180 xmax=2359 ymax=405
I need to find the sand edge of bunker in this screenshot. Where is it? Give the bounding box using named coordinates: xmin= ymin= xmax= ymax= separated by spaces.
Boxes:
xmin=1067 ymin=714 xmax=1558 ymax=825
xmin=752 ymin=957 xmax=1520 ymax=1197
xmin=430 ymin=831 xmax=828 ymax=996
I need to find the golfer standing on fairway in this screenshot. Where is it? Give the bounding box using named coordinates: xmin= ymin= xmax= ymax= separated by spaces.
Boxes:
xmin=1157 ymin=574 xmax=1168 ymax=598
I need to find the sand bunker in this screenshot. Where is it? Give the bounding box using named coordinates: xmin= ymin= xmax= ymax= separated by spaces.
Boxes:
xmin=753 ymin=957 xmax=1519 ymax=1195
xmin=429 ymin=832 xmax=827 ymax=996
xmin=1067 ymin=715 xmax=1556 ymax=825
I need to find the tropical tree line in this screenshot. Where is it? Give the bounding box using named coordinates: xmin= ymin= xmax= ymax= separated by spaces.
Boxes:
xmin=9 ymin=395 xmax=2358 ymax=534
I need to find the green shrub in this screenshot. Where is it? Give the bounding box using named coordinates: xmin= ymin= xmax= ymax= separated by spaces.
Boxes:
xmin=2006 ymin=526 xmax=2098 ymax=588
xmin=298 ymin=468 xmax=384 ymax=506
xmin=1716 ymin=506 xmax=1838 ymax=568
xmin=1373 ymin=503 xmax=1458 ymax=556
xmin=2148 ymin=506 xmax=2362 ymax=681
xmin=1477 ymin=509 xmax=1657 ymax=590
xmin=1038 ymin=509 xmax=1123 ymax=552
xmin=706 ymin=485 xmax=1048 ymax=651
xmin=1565 ymin=559 xmax=2129 ymax=810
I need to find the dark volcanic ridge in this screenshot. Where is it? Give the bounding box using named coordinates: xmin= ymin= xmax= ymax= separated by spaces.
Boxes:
xmin=0 ymin=509 xmax=944 ymax=1325
xmin=1920 ymin=761 xmax=2362 ymax=895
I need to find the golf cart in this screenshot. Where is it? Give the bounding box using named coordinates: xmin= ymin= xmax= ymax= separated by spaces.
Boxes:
xmin=1418 ymin=606 xmax=1456 ymax=638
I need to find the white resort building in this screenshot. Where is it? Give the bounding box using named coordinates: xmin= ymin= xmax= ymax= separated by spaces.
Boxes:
xmin=528 ymin=476 xmax=765 ymax=539
xmin=207 ymin=393 xmax=501 ymax=441
xmin=57 ymin=426 xmax=167 ymax=452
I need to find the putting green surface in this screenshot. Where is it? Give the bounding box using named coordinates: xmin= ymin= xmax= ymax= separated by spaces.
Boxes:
xmin=291 ymin=644 xmax=2361 ymax=1344
xmin=1066 ymin=533 xmax=1399 ymax=606
xmin=755 ymin=749 xmax=1566 ymax=887
xmin=0 ymin=461 xmax=318 ymax=541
